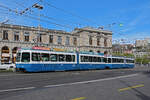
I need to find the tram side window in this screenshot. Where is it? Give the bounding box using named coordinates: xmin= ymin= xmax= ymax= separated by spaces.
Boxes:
xmin=80 ymin=56 xmax=104 ymax=62
xmin=116 ymin=59 xmax=124 ymax=63
xmin=117 ymin=59 xmax=121 ymax=63
xmin=41 ymin=53 xmax=49 ymax=61
xmin=112 ymin=58 xmax=117 ymax=63
xmin=92 ymin=57 xmax=98 ymax=62
xmin=104 ymin=58 xmax=107 ymax=63
xmin=32 ymin=53 xmax=40 ymax=61
xmin=97 ymin=57 xmax=101 ymax=62
xmin=131 ymin=60 xmax=134 ymax=63
xmin=108 ymin=58 xmax=111 ymax=63
xmin=80 ymin=56 xmax=89 ymax=62
xmin=72 ymin=55 xmax=75 ymax=62
xmin=81 ymin=56 xmax=84 ymax=62
xmin=97 ymin=57 xmax=104 ymax=62
xmin=89 ymin=56 xmax=92 ymax=62
xmin=16 ymin=53 xmax=21 ymax=62
xmin=21 ymin=52 xmax=30 ymax=62
xmin=127 ymin=60 xmax=134 ymax=63
xmin=84 ymin=56 xmax=89 ymax=62
xmin=66 ymin=55 xmax=75 ymax=62
xmin=121 ymin=59 xmax=124 ymax=63
xmin=66 ymin=55 xmax=72 ymax=62
xmin=50 ymin=54 xmax=57 ymax=62
xmin=81 ymin=56 xmax=85 ymax=62
xmin=58 ymin=54 xmax=65 ymax=62
xmin=130 ymin=60 xmax=134 ymax=63
xmin=81 ymin=56 xmax=104 ymax=62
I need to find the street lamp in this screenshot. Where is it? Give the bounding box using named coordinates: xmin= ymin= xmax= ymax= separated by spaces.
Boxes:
xmin=32 ymin=4 xmax=43 ymax=9
xmin=32 ymin=3 xmax=43 ymax=27
xmin=32 ymin=3 xmax=43 ymax=46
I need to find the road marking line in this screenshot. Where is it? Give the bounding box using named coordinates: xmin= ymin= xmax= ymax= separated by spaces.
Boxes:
xmin=71 ymin=97 xmax=86 ymax=100
xmin=45 ymin=74 xmax=138 ymax=88
xmin=0 ymin=87 xmax=35 ymax=93
xmin=119 ymin=84 xmax=144 ymax=92
xmin=0 ymin=74 xmax=33 ymax=77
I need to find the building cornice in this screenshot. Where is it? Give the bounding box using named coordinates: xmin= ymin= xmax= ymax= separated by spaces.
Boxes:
xmin=0 ymin=24 xmax=77 ymax=36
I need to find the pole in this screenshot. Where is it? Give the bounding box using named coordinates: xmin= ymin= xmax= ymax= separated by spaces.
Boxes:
xmin=32 ymin=3 xmax=43 ymax=47
xmin=37 ymin=8 xmax=40 ymax=46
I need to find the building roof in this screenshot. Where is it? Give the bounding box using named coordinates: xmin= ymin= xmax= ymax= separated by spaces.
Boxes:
xmin=73 ymin=27 xmax=112 ymax=35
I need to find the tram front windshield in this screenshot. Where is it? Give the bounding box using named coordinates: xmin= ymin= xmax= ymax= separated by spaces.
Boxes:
xmin=21 ymin=52 xmax=30 ymax=62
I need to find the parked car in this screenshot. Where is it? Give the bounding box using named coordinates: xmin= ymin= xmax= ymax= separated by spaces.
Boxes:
xmin=0 ymin=63 xmax=16 ymax=70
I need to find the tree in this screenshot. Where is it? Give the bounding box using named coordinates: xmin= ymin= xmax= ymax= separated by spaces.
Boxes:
xmin=112 ymin=53 xmax=134 ymax=58
xmin=135 ymin=55 xmax=150 ymax=64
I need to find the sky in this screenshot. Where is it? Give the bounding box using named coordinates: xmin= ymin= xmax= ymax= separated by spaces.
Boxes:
xmin=0 ymin=0 xmax=150 ymax=44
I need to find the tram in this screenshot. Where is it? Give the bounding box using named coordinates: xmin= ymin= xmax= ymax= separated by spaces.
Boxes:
xmin=15 ymin=47 xmax=134 ymax=72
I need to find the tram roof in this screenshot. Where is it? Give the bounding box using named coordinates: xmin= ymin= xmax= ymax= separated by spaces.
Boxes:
xmin=107 ymin=56 xmax=134 ymax=60
xmin=17 ymin=48 xmax=104 ymax=56
xmin=17 ymin=48 xmax=75 ymax=54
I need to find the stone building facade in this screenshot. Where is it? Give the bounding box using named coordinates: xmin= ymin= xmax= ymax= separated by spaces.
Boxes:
xmin=0 ymin=24 xmax=112 ymax=64
xmin=134 ymin=38 xmax=150 ymax=58
xmin=135 ymin=38 xmax=150 ymax=47
xmin=72 ymin=27 xmax=112 ymax=53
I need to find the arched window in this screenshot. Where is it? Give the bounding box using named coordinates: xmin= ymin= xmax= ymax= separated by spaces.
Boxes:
xmin=1 ymin=46 xmax=10 ymax=64
xmin=1 ymin=46 xmax=9 ymax=53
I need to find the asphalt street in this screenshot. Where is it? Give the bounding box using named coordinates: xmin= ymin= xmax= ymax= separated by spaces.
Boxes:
xmin=0 ymin=66 xmax=150 ymax=100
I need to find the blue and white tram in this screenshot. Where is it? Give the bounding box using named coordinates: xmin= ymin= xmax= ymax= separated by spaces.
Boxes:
xmin=15 ymin=48 xmax=134 ymax=72
xmin=104 ymin=56 xmax=134 ymax=69
xmin=124 ymin=58 xmax=135 ymax=68
xmin=16 ymin=49 xmax=77 ymax=72
xmin=79 ymin=53 xmax=105 ymax=70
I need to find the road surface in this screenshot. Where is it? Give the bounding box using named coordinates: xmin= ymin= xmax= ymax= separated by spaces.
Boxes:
xmin=0 ymin=66 xmax=150 ymax=100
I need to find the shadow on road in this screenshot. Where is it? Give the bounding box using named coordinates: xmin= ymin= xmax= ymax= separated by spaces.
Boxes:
xmin=119 ymin=80 xmax=150 ymax=100
xmin=142 ymin=70 xmax=150 ymax=78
